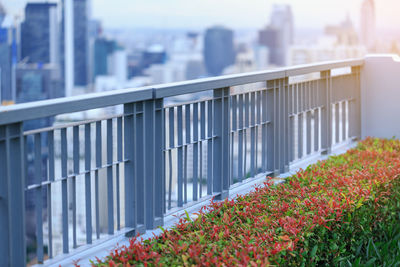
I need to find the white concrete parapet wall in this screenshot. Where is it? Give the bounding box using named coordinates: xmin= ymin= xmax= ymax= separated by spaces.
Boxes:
xmin=361 ymin=54 xmax=400 ymax=139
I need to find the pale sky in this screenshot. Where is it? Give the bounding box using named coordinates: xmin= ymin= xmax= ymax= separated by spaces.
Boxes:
xmin=3 ymin=0 xmax=400 ymax=30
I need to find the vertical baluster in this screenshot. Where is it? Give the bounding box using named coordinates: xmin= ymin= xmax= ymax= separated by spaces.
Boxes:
xmin=184 ymin=104 xmax=190 ymax=204
xmin=344 ymin=101 xmax=349 ymax=140
xmin=134 ymin=102 xmax=149 ymax=232
xmin=0 ymin=127 xmax=7 ymax=266
xmin=231 ymin=95 xmax=237 ymax=184
xmin=106 ymin=119 xmax=114 ymax=234
xmin=84 ymin=123 xmax=92 ymax=243
xmin=274 ymin=80 xmax=281 ymax=173
xmin=288 ymin=84 xmax=295 ymax=162
xmin=314 ymin=80 xmax=320 ymax=152
xmin=200 ymin=102 xmax=206 ymax=197
xmin=123 ymin=103 xmax=135 ymax=232
xmin=320 ymin=70 xmax=332 ymax=154
xmin=222 ymin=88 xmax=230 ymax=194
xmin=244 ymin=93 xmax=250 ymax=178
xmin=177 ymin=106 xmax=183 ymax=207
xmin=193 ymin=103 xmax=199 ymax=201
xmin=144 ymin=100 xmax=158 ymax=229
xmin=116 ymin=117 xmax=122 ymax=230
xmin=335 ymin=103 xmax=340 ymax=144
xmin=342 ymin=101 xmax=347 ymax=141
xmin=95 ymin=121 xmax=101 ymax=239
xmin=298 ymin=84 xmax=304 ymax=159
xmin=135 ymin=102 xmax=145 ymax=232
xmin=238 ymin=94 xmax=244 ymax=181
xmin=168 ymin=107 xmax=174 ymax=209
xmin=256 ymin=91 xmax=261 ymax=172
xmin=72 ymin=126 xmax=79 ymax=247
xmin=154 ymin=99 xmax=164 ymax=223
xmin=306 ymin=82 xmax=312 ymax=155
xmin=0 ymin=123 xmax=26 ymax=267
xmin=279 ymin=78 xmax=289 ymax=173
xmin=261 ymin=90 xmax=267 ymax=171
xmin=47 ymin=130 xmax=54 ymax=257
xmin=61 ymin=128 xmax=69 ymax=252
xmin=266 ymin=81 xmax=275 ymax=173
xmin=283 ymin=78 xmax=289 ymax=171
xmin=163 ymin=108 xmax=167 ymax=214
xmin=250 ymin=92 xmax=256 ymax=177
xmin=34 ymin=133 xmax=44 ymax=263
xmin=207 ymin=100 xmax=213 ymax=195
xmin=314 ymin=108 xmax=320 ymax=152
xmin=213 ymin=88 xmax=230 ymax=199
xmin=293 ymin=83 xmax=298 ymax=160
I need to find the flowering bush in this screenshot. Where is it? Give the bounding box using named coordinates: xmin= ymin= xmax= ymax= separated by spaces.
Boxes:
xmin=91 ymin=138 xmax=400 ymax=266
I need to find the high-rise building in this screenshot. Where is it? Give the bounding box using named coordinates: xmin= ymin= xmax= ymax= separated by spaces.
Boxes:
xmin=270 ymin=5 xmax=294 ymax=46
xmin=204 ymin=26 xmax=235 ymax=76
xmin=0 ymin=3 xmax=5 ymax=24
xmin=259 ymin=5 xmax=294 ymax=66
xmin=21 ymin=3 xmax=59 ymax=64
xmin=93 ymin=37 xmax=118 ymax=79
xmin=360 ymin=0 xmax=376 ymax=50
xmin=73 ymin=0 xmax=89 ymax=86
xmin=258 ymin=27 xmax=281 ymax=66
xmin=325 ymin=15 xmax=359 ymax=46
xmin=0 ymin=3 xmax=18 ymax=104
xmin=0 ymin=3 xmax=11 ymax=103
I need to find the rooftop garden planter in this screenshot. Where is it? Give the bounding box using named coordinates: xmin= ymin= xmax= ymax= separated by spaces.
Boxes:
xmin=88 ymin=138 xmax=400 ymax=266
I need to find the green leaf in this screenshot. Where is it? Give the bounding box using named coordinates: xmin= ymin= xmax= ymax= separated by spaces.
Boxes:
xmin=184 ymin=210 xmax=192 ymax=222
xmin=311 ymin=245 xmax=318 ymax=259
xmin=364 ymin=257 xmax=376 ymax=267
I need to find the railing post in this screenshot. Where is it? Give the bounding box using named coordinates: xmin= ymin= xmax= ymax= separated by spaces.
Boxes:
xmin=320 ymin=70 xmax=332 ymax=154
xmin=124 ymin=102 xmax=146 ymax=236
xmin=154 ymin=98 xmax=165 ymax=222
xmin=282 ymin=77 xmax=290 ymax=173
xmin=0 ymin=122 xmax=26 ymax=267
xmin=144 ymin=98 xmax=164 ymax=229
xmin=266 ymin=80 xmax=277 ymax=175
xmin=213 ymin=87 xmax=230 ymax=200
xmin=350 ymin=66 xmax=361 ymax=139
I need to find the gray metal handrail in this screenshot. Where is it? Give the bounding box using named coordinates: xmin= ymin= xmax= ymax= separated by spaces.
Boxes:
xmin=0 ymin=58 xmax=364 ymax=266
xmin=0 ymin=58 xmax=364 ymax=125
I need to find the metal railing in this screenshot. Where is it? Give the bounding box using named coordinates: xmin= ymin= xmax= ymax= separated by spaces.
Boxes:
xmin=0 ymin=58 xmax=363 ymax=266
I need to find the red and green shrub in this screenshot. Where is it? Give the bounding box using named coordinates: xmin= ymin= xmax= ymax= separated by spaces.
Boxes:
xmin=91 ymin=138 xmax=400 ymax=266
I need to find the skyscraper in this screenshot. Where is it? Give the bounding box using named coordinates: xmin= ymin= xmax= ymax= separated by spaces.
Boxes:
xmin=360 ymin=0 xmax=376 ymax=50
xmin=73 ymin=0 xmax=89 ymax=86
xmin=93 ymin=37 xmax=118 ymax=79
xmin=259 ymin=5 xmax=294 ymax=66
xmin=0 ymin=3 xmax=11 ymax=103
xmin=258 ymin=27 xmax=281 ymax=66
xmin=21 ymin=3 xmax=59 ymax=64
xmin=270 ymin=5 xmax=294 ymax=46
xmin=204 ymin=26 xmax=235 ymax=76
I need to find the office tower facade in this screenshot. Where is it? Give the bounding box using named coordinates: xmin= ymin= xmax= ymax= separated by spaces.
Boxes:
xmin=93 ymin=37 xmax=117 ymax=79
xmin=259 ymin=5 xmax=294 ymax=66
xmin=258 ymin=27 xmax=281 ymax=66
xmin=360 ymin=0 xmax=376 ymax=50
xmin=0 ymin=3 xmax=10 ymax=103
xmin=204 ymin=26 xmax=235 ymax=76
xmin=21 ymin=3 xmax=59 ymax=64
xmin=73 ymin=0 xmax=89 ymax=86
xmin=0 ymin=3 xmax=18 ymax=104
xmin=270 ymin=5 xmax=294 ymax=47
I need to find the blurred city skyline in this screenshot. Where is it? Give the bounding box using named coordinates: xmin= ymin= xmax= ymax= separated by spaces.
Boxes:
xmin=3 ymin=0 xmax=400 ymax=30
